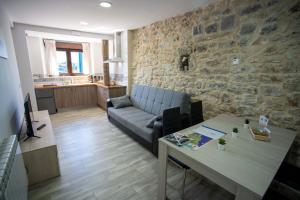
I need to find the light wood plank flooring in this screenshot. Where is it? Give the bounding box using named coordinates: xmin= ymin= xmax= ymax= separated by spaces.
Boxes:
xmin=29 ymin=107 xmax=234 ymax=200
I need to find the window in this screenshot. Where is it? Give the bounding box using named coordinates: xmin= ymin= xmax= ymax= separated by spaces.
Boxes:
xmin=56 ymin=50 xmax=68 ymax=73
xmin=56 ymin=42 xmax=83 ymax=75
xmin=71 ymin=52 xmax=83 ymax=73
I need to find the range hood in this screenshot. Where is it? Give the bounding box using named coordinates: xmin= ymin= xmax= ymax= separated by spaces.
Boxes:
xmin=104 ymin=32 xmax=123 ymax=63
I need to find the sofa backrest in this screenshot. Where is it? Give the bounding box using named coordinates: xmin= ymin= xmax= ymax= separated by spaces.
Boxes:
xmin=130 ymin=84 xmax=190 ymax=116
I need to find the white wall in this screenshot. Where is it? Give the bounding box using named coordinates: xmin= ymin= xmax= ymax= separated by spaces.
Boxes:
xmin=90 ymin=42 xmax=103 ymax=74
xmin=26 ymin=36 xmax=46 ymax=75
xmin=11 ymin=24 xmax=38 ymax=110
xmin=11 ymin=23 xmax=113 ymax=110
xmin=0 ymin=1 xmax=24 ymax=141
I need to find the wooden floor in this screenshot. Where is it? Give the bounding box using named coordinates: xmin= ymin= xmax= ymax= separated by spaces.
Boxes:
xmin=29 ymin=107 xmax=234 ymax=200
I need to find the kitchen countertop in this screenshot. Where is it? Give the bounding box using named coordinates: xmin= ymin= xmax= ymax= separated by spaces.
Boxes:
xmin=34 ymin=82 xmax=126 ymax=89
xmin=96 ymin=83 xmax=127 ymax=89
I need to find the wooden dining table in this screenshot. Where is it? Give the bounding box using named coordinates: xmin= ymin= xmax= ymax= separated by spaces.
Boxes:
xmin=158 ymin=114 xmax=297 ymax=200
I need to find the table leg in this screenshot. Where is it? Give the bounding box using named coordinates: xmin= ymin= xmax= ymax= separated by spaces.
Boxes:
xmin=158 ymin=141 xmax=168 ymax=200
xmin=235 ymin=186 xmax=261 ymax=200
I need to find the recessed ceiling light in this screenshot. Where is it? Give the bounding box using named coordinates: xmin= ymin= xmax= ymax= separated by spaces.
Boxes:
xmin=80 ymin=21 xmax=88 ymax=25
xmin=99 ymin=1 xmax=112 ymax=8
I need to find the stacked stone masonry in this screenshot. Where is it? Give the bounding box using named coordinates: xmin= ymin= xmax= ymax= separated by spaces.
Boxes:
xmin=131 ymin=0 xmax=300 ymax=164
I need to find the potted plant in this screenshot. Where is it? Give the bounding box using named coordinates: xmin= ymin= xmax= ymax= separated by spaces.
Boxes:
xmin=232 ymin=127 xmax=239 ymax=139
xmin=217 ymin=138 xmax=226 ymax=151
xmin=244 ymin=119 xmax=250 ymax=128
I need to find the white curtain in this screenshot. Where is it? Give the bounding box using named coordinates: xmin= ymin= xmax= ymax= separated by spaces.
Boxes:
xmin=44 ymin=39 xmax=58 ymax=76
xmin=82 ymin=42 xmax=91 ymax=74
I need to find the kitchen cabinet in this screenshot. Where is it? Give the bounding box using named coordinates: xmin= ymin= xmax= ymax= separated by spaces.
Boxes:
xmin=35 ymin=83 xmax=125 ymax=111
xmin=54 ymin=85 xmax=97 ymax=109
xmin=35 ymin=88 xmax=57 ymax=114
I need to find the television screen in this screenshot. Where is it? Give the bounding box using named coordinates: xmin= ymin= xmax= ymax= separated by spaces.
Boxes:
xmin=24 ymin=93 xmax=34 ymax=138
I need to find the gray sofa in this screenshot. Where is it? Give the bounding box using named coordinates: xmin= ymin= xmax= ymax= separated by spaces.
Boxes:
xmin=107 ymin=84 xmax=203 ymax=155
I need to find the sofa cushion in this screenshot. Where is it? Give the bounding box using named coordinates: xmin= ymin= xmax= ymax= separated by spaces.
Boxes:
xmin=108 ymin=106 xmax=155 ymax=142
xmin=131 ymin=84 xmax=190 ymax=116
xmin=110 ymin=95 xmax=132 ymax=109
xmin=146 ymin=115 xmax=162 ymax=128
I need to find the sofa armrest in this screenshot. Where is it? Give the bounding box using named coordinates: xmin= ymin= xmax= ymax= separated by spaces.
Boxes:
xmin=181 ymin=113 xmax=191 ymax=129
xmin=152 ymin=107 xmax=181 ymax=156
xmin=152 ymin=121 xmax=163 ymax=156
xmin=162 ymin=107 xmax=181 ymax=136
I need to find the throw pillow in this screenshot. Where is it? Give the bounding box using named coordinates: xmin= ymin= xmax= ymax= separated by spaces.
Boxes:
xmin=110 ymin=96 xmax=133 ymax=109
xmin=146 ymin=115 xmax=162 ymax=128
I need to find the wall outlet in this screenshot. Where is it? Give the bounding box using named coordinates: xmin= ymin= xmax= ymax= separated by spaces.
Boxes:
xmin=232 ymin=57 xmax=240 ymax=65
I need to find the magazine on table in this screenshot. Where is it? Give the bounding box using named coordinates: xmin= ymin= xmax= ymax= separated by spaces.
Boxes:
xmin=164 ymin=125 xmax=226 ymax=150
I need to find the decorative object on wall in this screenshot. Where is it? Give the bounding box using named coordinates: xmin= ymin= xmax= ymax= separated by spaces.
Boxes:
xmin=0 ymin=32 xmax=8 ymax=59
xmin=178 ymin=47 xmax=192 ymax=72
xmin=179 ymin=54 xmax=190 ymax=71
xmin=193 ymin=24 xmax=203 ymax=36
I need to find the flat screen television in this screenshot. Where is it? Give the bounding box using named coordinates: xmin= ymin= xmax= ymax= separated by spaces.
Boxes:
xmin=24 ymin=93 xmax=40 ymax=141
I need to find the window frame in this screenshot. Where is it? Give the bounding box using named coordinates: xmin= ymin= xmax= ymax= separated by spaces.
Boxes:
xmin=55 ymin=42 xmax=84 ymax=76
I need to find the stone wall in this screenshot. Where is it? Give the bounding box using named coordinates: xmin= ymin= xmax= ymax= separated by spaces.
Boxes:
xmin=131 ymin=0 xmax=300 ymax=163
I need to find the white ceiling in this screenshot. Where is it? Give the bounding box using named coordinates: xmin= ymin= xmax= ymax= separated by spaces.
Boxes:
xmin=26 ymin=31 xmax=104 ymax=43
xmin=3 ymin=0 xmax=214 ymax=34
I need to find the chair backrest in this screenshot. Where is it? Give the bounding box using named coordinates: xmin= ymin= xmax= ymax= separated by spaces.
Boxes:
xmin=190 ymin=101 xmax=204 ymax=125
xmin=162 ymin=107 xmax=182 ymax=136
xmin=130 ymin=84 xmax=190 ymax=115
